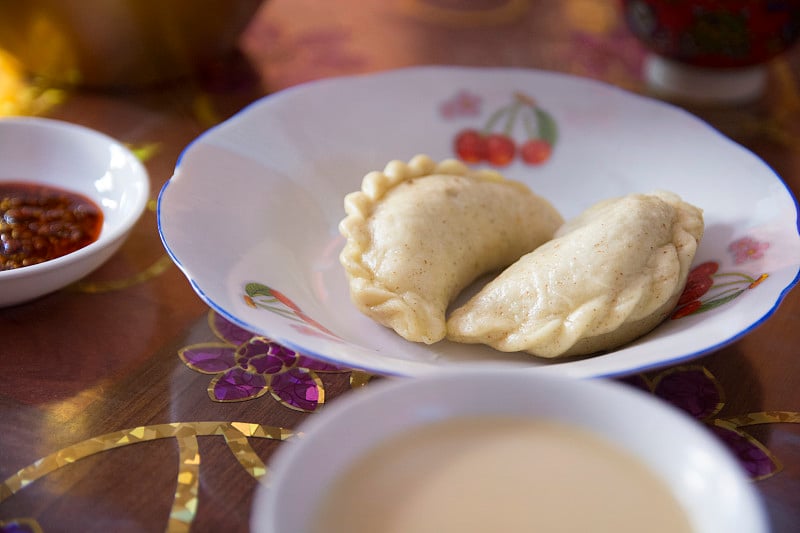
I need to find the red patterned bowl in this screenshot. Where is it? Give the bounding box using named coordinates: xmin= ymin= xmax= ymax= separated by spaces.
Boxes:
xmin=623 ymin=0 xmax=800 ymax=68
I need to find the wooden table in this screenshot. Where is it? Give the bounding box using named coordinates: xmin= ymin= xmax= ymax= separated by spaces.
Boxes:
xmin=2 ymin=1 xmax=799 ymax=531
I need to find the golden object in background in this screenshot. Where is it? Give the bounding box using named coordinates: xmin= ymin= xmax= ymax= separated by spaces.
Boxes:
xmin=0 ymin=0 xmax=265 ymax=89
xmin=0 ymin=49 xmax=64 ymax=116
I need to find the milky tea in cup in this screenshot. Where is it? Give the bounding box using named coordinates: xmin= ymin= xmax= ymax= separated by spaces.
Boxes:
xmin=309 ymin=416 xmax=693 ymax=533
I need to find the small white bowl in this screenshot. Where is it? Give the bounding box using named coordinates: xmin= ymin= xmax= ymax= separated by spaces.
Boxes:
xmin=0 ymin=116 xmax=149 ymax=306
xmin=252 ymin=370 xmax=769 ymax=533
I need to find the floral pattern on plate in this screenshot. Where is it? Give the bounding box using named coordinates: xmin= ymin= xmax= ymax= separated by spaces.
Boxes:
xmin=243 ymin=282 xmax=341 ymax=340
xmin=673 ymin=236 xmax=770 ymax=320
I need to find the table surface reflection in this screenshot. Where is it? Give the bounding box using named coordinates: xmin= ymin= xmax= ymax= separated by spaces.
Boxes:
xmin=1 ymin=1 xmax=799 ymax=532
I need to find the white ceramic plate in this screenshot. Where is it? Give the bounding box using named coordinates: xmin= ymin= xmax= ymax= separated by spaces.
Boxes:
xmin=250 ymin=370 xmax=769 ymax=533
xmin=158 ymin=66 xmax=800 ymax=378
xmin=1 ymin=117 xmax=150 ymax=306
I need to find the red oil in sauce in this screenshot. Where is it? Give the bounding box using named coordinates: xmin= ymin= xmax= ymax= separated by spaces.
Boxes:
xmin=0 ymin=182 xmax=104 ymax=271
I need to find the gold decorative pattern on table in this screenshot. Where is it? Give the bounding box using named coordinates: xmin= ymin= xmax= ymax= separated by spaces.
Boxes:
xmin=0 ymin=422 xmax=293 ymax=532
xmin=69 ymin=254 xmax=175 ymax=293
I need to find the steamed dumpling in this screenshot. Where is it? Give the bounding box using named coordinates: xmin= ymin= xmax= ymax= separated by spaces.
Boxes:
xmin=339 ymin=155 xmax=564 ymax=344
xmin=446 ymin=191 xmax=704 ymax=357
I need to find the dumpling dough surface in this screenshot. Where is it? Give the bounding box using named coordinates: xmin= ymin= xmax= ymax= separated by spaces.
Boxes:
xmin=339 ymin=155 xmax=563 ymax=344
xmin=446 ymin=191 xmax=704 ymax=358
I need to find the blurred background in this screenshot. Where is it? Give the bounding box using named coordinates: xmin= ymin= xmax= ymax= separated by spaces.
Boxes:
xmin=2 ymin=1 xmax=800 ymax=221
xmin=1 ymin=1 xmax=798 ymax=107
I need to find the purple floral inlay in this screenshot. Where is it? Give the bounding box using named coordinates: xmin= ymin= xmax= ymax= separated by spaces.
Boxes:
xmin=652 ymin=368 xmax=722 ymax=420
xmin=182 ymin=346 xmax=236 ymax=373
xmin=711 ymin=425 xmax=776 ymax=480
xmin=621 ymin=365 xmax=780 ymax=480
xmin=213 ymin=367 xmax=268 ymax=402
xmin=214 ymin=317 xmax=254 ymax=346
xmin=271 ymin=369 xmax=321 ymax=412
xmin=178 ymin=311 xmax=350 ymax=411
xmin=0 ymin=521 xmax=39 ymax=533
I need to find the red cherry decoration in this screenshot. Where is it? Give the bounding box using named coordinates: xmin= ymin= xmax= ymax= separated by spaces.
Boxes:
xmin=520 ymin=139 xmax=552 ymax=165
xmin=485 ymin=133 xmax=516 ymax=167
xmin=451 ymin=93 xmax=558 ymax=167
xmin=454 ymin=129 xmax=488 ymax=163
